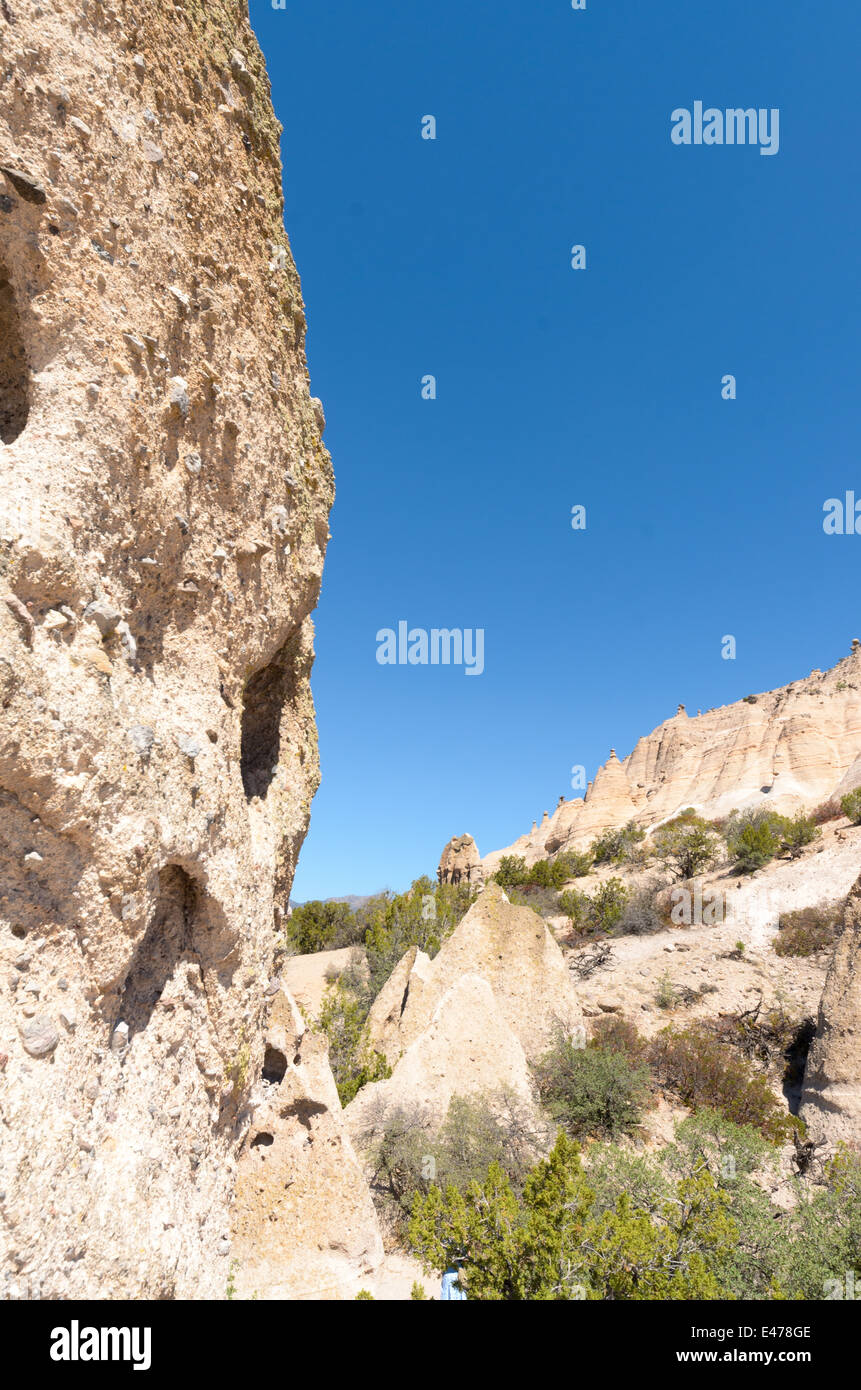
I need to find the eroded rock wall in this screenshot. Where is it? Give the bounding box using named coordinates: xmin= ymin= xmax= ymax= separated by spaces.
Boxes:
xmin=0 ymin=0 xmax=333 ymax=1298
xmin=483 ymin=646 xmax=861 ymax=872
xmin=800 ymin=871 xmax=861 ymax=1154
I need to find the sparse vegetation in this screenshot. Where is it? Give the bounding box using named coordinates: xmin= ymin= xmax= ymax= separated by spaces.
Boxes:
xmin=655 ymin=971 xmax=677 ymax=1010
xmin=653 ymin=810 xmax=722 ymax=880
xmin=366 ymin=1092 xmax=543 ymax=1232
xmin=648 ymin=1022 xmax=799 ymax=1143
xmin=318 ymin=973 xmax=391 ymax=1106
xmin=534 ymin=1034 xmax=652 ymax=1140
xmin=560 ymin=877 xmax=630 ymax=938
xmin=285 ymin=898 xmax=363 ymax=954
xmin=840 ymin=787 xmax=861 ymax=825
xmin=780 ymin=813 xmax=821 ymax=857
xmin=493 ymin=850 xmax=594 ymax=893
xmin=724 ymin=808 xmax=789 ymax=873
xmin=589 ymin=821 xmax=646 ymax=866
xmin=774 ymin=903 xmax=842 ymax=957
xmin=408 ymin=1115 xmax=861 ymax=1301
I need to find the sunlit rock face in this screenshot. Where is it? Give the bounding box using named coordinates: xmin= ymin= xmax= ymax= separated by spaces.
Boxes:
xmin=483 ymin=647 xmax=861 ymax=873
xmin=0 ymin=0 xmax=333 ymax=1298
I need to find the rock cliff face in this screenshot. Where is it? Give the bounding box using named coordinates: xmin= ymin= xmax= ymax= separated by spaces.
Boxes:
xmin=231 ymin=988 xmax=384 ymax=1300
xmin=437 ymin=833 xmax=484 ymax=887
xmin=346 ymin=883 xmax=582 ymax=1140
xmin=0 ymin=0 xmax=333 ymax=1299
xmin=800 ymin=871 xmax=861 ymax=1153
xmin=483 ymin=646 xmax=861 ymax=872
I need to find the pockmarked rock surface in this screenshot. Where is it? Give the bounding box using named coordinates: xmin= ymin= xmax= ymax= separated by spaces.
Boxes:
xmin=482 ymin=646 xmax=861 ymax=873
xmin=364 ymin=881 xmax=583 ymax=1070
xmin=0 ymin=0 xmax=334 ymax=1299
xmin=800 ymin=870 xmax=861 ymax=1152
xmin=231 ymin=989 xmax=384 ymax=1300
xmin=437 ymin=833 xmax=484 ymax=887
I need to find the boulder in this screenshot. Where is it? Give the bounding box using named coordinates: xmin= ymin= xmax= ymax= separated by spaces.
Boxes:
xmin=232 ymin=988 xmax=384 ymax=1300
xmin=346 ymin=974 xmax=537 ymax=1141
xmin=438 ymin=833 xmax=484 ymax=887
xmin=365 ymin=881 xmax=583 ymax=1070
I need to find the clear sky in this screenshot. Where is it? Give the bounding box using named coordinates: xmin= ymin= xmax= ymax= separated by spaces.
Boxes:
xmin=247 ymin=0 xmax=861 ymax=901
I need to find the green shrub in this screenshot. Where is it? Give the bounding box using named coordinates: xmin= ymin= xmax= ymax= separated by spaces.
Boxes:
xmin=367 ymin=1092 xmax=542 ymax=1229
xmin=408 ymin=1130 xmax=734 ymax=1301
xmin=840 ymin=787 xmax=861 ymax=825
xmin=648 ymin=1023 xmax=798 ymax=1143
xmin=724 ymin=809 xmax=789 ymax=873
xmin=774 ymin=904 xmax=841 ymax=957
xmin=561 ymin=878 xmax=660 ymax=941
xmin=363 ymin=877 xmax=474 ymax=995
xmin=286 ymin=898 xmax=362 ymax=954
xmin=493 ymin=856 xmax=529 ymax=890
xmin=590 ymin=822 xmax=646 ymax=865
xmin=615 ymin=882 xmax=666 ymax=936
xmin=507 ymin=884 xmax=565 ymax=919
xmin=653 ymin=813 xmax=722 ymax=880
xmin=534 ymin=1035 xmax=652 ymax=1140
xmin=655 ymin=971 xmax=677 ymax=1010
xmin=590 ymin=1014 xmax=649 ymax=1061
xmin=494 ymin=851 xmax=591 ymax=894
xmin=780 ymin=814 xmax=821 ymax=857
xmin=407 ymin=1117 xmax=861 ymax=1301
xmin=554 ymin=849 xmax=594 ymax=879
xmin=318 ymin=977 xmax=390 ymax=1105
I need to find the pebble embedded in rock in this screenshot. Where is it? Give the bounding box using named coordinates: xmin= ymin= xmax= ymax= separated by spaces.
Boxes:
xmin=0 ymin=165 xmax=47 ymax=205
xmin=127 ymin=724 xmax=155 ymax=756
xmin=168 ymin=377 xmax=190 ymax=418
xmin=83 ymin=600 xmax=122 ymax=637
xmin=176 ymin=735 xmax=201 ymax=760
xmin=111 ymin=1022 xmax=129 ymax=1051
xmin=20 ymin=1016 xmax=60 ymax=1058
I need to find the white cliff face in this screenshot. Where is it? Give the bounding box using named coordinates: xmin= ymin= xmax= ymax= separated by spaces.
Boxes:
xmin=0 ymin=0 xmax=333 ymax=1298
xmin=800 ymin=871 xmax=861 ymax=1155
xmin=483 ymin=646 xmax=861 ymax=871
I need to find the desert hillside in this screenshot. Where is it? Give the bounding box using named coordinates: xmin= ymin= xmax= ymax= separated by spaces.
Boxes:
xmin=481 ymin=643 xmax=861 ymax=874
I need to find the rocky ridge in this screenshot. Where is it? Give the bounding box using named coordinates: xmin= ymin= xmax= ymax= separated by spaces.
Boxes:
xmin=480 ymin=644 xmax=861 ymax=875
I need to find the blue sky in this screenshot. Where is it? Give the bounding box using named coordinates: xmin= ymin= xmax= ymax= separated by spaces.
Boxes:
xmin=248 ymin=1 xmax=861 ymax=900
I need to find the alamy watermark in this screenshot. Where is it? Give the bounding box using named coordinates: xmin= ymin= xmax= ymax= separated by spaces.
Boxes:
xmin=671 ymin=103 xmax=780 ymax=157
xmin=376 ymin=622 xmax=485 ymax=676
xmin=50 ymin=1321 xmax=152 ymax=1371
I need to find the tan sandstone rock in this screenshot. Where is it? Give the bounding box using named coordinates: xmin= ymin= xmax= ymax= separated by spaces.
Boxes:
xmin=282 ymin=945 xmax=369 ymax=1022
xmin=799 ymin=871 xmax=861 ymax=1153
xmin=0 ymin=0 xmax=333 ymax=1299
xmin=438 ymin=833 xmax=485 ymax=887
xmin=483 ymin=646 xmax=861 ymax=872
xmin=231 ymin=989 xmax=384 ymax=1299
xmin=364 ymin=881 xmax=583 ymax=1070
xmin=345 ymin=973 xmax=537 ymax=1142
